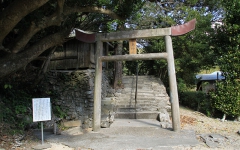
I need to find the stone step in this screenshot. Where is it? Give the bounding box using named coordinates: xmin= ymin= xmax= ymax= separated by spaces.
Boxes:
xmin=122 ymin=77 xmax=160 ymax=80
xmin=116 ymin=98 xmax=157 ymax=102
xmin=122 ymin=80 xmax=161 ymax=85
xmin=122 ymin=81 xmax=153 ymax=86
xmin=123 ymin=83 xmax=162 ymax=87
xmin=117 ymin=97 xmax=156 ymax=102
xmin=115 ymin=95 xmax=167 ymax=101
xmin=121 ymin=87 xmax=154 ymax=92
xmin=118 ymin=91 xmax=163 ymax=96
xmin=114 ymin=111 xmax=159 ymax=119
xmin=119 ymin=90 xmax=154 ymax=96
xmin=116 ymin=102 xmax=156 ymax=107
xmin=120 ymin=91 xmax=167 ymax=96
xmin=116 ymin=96 xmax=152 ymax=101
xmin=116 ymin=107 xmax=158 ymax=112
xmin=117 ymin=92 xmax=155 ymax=97
xmin=115 ymin=102 xmax=158 ymax=107
xmin=102 ymin=75 xmax=170 ymax=120
xmin=117 ymin=107 xmax=137 ymax=112
xmin=101 ymin=97 xmax=116 ymax=105
xmin=122 ymin=80 xmax=160 ymax=85
xmin=121 ymin=88 xmax=153 ymax=93
xmin=122 ymin=75 xmax=158 ymax=80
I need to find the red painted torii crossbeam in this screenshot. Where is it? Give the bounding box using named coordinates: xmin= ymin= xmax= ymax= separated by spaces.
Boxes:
xmin=75 ymin=19 xmax=196 ymax=43
xmin=171 ymin=19 xmax=196 ymax=36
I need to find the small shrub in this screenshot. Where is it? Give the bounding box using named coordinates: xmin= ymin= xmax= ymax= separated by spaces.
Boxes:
xmin=179 ymin=91 xmax=215 ymax=117
xmin=210 ymin=80 xmax=240 ymax=117
xmin=0 ymin=84 xmax=33 ymax=132
xmin=53 ymin=105 xmax=67 ymax=119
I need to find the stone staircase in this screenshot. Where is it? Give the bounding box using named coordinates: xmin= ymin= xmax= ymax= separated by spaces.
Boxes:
xmin=101 ymin=76 xmax=171 ymax=124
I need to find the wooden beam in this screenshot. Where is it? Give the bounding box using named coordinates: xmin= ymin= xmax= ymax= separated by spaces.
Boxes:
xmin=98 ymin=28 xmax=171 ymax=41
xmin=101 ymin=53 xmax=168 ymax=62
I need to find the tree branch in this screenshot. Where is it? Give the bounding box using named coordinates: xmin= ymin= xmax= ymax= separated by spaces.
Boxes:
xmin=57 ymin=0 xmax=65 ymax=15
xmin=10 ymin=0 xmax=65 ymax=53
xmin=0 ymin=0 xmax=49 ymax=44
xmin=64 ymin=6 xmax=123 ymax=20
xmin=0 ymin=30 xmax=69 ymax=78
xmin=10 ymin=4 xmax=122 ymax=53
xmin=0 ymin=44 xmax=10 ymax=53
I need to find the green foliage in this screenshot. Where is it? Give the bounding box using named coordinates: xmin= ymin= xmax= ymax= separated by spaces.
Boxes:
xmin=178 ymin=77 xmax=216 ymax=116
xmin=210 ymin=81 xmax=240 ymax=116
xmin=0 ymin=71 xmax=71 ymax=134
xmin=0 ymin=83 xmax=33 ymax=132
xmin=53 ymin=105 xmax=67 ymax=119
xmin=209 ymin=0 xmax=240 ymax=117
xmin=177 ymin=78 xmax=189 ymax=92
xmin=4 ymin=84 xmax=12 ymax=89
xmin=124 ymin=1 xmax=217 ymax=87
xmin=179 ymin=91 xmax=200 ymax=109
xmin=179 ymin=91 xmax=216 ymax=117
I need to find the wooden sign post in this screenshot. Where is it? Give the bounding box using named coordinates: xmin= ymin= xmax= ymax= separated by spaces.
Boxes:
xmin=129 ymin=39 xmax=137 ymax=54
xmin=32 ymin=98 xmax=51 ymax=145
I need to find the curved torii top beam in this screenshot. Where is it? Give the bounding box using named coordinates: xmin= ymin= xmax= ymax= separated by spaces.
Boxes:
xmin=171 ymin=19 xmax=196 ymax=36
xmin=74 ymin=18 xmax=196 ymax=43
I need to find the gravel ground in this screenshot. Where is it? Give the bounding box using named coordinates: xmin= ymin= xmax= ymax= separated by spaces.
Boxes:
xmin=179 ymin=106 xmax=240 ymax=150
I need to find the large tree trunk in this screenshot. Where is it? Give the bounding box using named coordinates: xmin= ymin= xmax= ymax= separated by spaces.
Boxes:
xmin=113 ymin=40 xmax=123 ymax=89
xmin=0 ymin=30 xmax=69 ymax=78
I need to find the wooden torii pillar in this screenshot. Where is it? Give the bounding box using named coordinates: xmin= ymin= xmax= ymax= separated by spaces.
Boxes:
xmin=93 ymin=19 xmax=196 ymax=132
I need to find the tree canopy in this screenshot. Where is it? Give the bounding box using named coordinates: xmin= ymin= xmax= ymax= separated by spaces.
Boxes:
xmin=0 ymin=0 xmax=144 ymax=78
xmin=0 ymin=0 xmax=224 ymax=80
xmin=123 ymin=0 xmax=220 ymax=87
xmin=210 ymin=0 xmax=240 ymax=117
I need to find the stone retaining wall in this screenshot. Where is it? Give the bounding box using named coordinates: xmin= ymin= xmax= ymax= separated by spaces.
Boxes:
xmin=40 ymin=69 xmax=111 ymax=128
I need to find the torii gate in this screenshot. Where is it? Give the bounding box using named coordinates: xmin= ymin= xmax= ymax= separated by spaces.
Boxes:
xmin=86 ymin=19 xmax=196 ymax=132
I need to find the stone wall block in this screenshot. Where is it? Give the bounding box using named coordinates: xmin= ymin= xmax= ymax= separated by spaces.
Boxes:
xmin=76 ymin=106 xmax=83 ymax=112
xmin=41 ymin=69 xmax=113 ymax=129
xmin=62 ymin=120 xmax=82 ymax=127
xmin=88 ymin=103 xmax=94 ymax=107
xmin=87 ymin=94 xmax=93 ymax=99
xmin=88 ymin=98 xmax=94 ymax=102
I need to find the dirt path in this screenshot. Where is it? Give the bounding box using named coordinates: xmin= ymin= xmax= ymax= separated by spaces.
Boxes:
xmin=180 ymin=106 xmax=240 ymax=135
xmin=180 ymin=106 xmax=240 ymax=149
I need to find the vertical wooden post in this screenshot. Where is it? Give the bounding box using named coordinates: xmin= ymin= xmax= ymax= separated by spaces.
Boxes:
xmin=129 ymin=39 xmax=137 ymax=54
xmin=93 ymin=40 xmax=103 ymax=131
xmin=165 ymin=35 xmax=181 ymax=132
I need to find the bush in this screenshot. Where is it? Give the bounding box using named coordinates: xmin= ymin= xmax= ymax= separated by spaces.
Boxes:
xmin=210 ymin=80 xmax=240 ymax=117
xmin=179 ymin=91 xmax=216 ymax=117
xmin=0 ymin=83 xmax=33 ymax=133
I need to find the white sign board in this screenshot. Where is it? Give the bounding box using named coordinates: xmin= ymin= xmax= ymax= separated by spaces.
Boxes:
xmin=32 ymin=98 xmax=51 ymax=122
